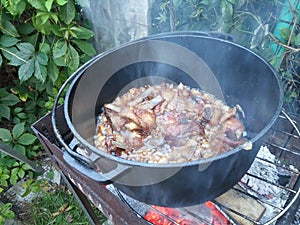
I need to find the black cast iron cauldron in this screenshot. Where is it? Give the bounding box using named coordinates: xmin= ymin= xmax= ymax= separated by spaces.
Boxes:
xmin=52 ymin=32 xmax=283 ymax=207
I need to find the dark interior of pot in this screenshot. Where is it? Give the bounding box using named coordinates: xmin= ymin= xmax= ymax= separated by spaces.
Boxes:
xmin=62 ymin=33 xmax=283 ymax=206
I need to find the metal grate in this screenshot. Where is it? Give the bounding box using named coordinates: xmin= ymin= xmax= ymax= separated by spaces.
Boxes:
xmin=112 ymin=110 xmax=300 ymax=225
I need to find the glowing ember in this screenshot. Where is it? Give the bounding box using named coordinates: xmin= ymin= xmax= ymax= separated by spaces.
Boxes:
xmin=144 ymin=205 xmax=202 ymax=225
xmin=205 ymin=202 xmax=231 ymax=225
xmin=144 ymin=203 xmax=231 ymax=225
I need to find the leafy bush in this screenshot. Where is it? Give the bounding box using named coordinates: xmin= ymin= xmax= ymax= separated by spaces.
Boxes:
xmin=0 ymin=1 xmax=96 ymax=222
xmin=0 ymin=0 xmax=96 ymax=83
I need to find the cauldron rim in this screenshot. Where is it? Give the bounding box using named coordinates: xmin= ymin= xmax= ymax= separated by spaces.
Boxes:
xmin=62 ymin=33 xmax=283 ymax=168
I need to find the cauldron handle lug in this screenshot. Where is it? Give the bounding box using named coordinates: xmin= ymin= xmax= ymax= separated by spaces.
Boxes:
xmin=62 ymin=148 xmax=131 ymax=184
xmin=62 ymin=150 xmax=111 ymax=184
xmin=92 ymin=159 xmax=131 ymax=182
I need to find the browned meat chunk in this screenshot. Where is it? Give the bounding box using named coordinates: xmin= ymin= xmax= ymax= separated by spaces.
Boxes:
xmin=94 ymin=83 xmax=249 ymax=163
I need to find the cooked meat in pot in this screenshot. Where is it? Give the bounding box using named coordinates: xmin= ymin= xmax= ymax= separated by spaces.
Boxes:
xmin=94 ymin=83 xmax=248 ymax=163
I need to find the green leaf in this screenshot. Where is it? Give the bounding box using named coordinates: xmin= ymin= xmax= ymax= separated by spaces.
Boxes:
xmin=47 ymin=60 xmax=59 ymax=83
xmin=0 ymin=174 xmax=10 ymax=180
xmin=51 ymin=24 xmax=63 ymax=37
xmin=14 ymin=107 xmax=23 ymax=114
xmin=50 ymin=13 xmax=59 ymax=24
xmin=68 ymin=44 xmax=79 ymax=70
xmin=22 ymin=163 xmax=32 ymax=171
xmin=56 ymin=0 xmax=68 ymax=6
xmin=9 ymin=51 xmax=29 ymax=66
xmin=21 ymin=188 xmax=31 ymax=197
xmin=70 ymin=26 xmax=94 ymax=39
xmin=34 ymin=60 xmax=47 ymax=83
xmin=12 ymin=123 xmax=25 ymax=139
xmin=0 ymin=203 xmax=14 ymax=220
xmin=27 ymin=0 xmax=47 ymax=10
xmin=17 ymin=133 xmax=37 ymax=145
xmin=45 ymin=0 xmax=54 ymax=11
xmin=53 ymin=56 xmax=66 ymax=67
xmin=14 ymin=144 xmax=26 ymax=155
xmin=32 ymin=15 xmax=52 ymax=35
xmin=5 ymin=0 xmax=26 ymax=16
xmin=0 ymin=104 xmax=10 ymax=120
xmin=35 ymin=12 xmax=50 ymax=26
xmin=39 ymin=43 xmax=51 ymax=54
xmin=36 ymin=52 xmax=48 ymax=65
xmin=53 ymin=40 xmax=67 ymax=58
xmin=1 ymin=93 xmax=20 ymax=106
xmin=0 ymin=16 xmax=20 ymax=37
xmin=16 ymin=112 xmax=26 ymax=119
xmin=10 ymin=174 xmax=18 ymax=185
xmin=17 ymin=43 xmax=35 ymax=56
xmin=24 ymin=101 xmax=36 ymax=111
xmin=0 ymin=89 xmax=8 ymax=97
xmin=72 ymin=40 xmax=96 ymax=56
xmin=11 ymin=167 xmax=19 ymax=176
xmin=0 ymin=35 xmax=19 ymax=47
xmin=59 ymin=0 xmax=75 ymax=24
xmin=17 ymin=23 xmax=35 ymax=35
xmin=18 ymin=58 xmax=35 ymax=81
xmin=0 ymin=54 xmax=2 ymax=66
xmin=294 ymin=33 xmax=300 ymax=45
xmin=0 ymin=128 xmax=12 ymax=142
xmin=9 ymin=43 xmax=34 ymax=65
xmin=279 ymin=27 xmax=290 ymax=41
xmin=18 ymin=169 xmax=25 ymax=178
xmin=1 ymin=46 xmax=17 ymax=60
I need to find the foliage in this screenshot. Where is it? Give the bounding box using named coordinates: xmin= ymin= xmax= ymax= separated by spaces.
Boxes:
xmin=0 ymin=88 xmax=20 ymax=121
xmin=0 ymin=0 xmax=96 ymax=121
xmin=0 ymin=1 xmax=95 ymax=154
xmin=275 ymin=26 xmax=300 ymax=111
xmin=0 ymin=0 xmax=96 ymax=223
xmin=0 ymin=0 xmax=96 ymax=83
xmin=151 ymin=0 xmax=300 ymax=110
xmin=0 ymin=123 xmax=37 ymax=158
xmin=0 ymin=203 xmax=15 ymax=225
xmin=21 ymin=178 xmax=48 ymax=197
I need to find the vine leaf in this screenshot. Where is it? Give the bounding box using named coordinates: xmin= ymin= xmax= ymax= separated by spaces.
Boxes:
xmin=12 ymin=123 xmax=25 ymax=140
xmin=18 ymin=58 xmax=35 ymax=82
xmin=60 ymin=0 xmax=75 ymax=25
xmin=0 ymin=104 xmax=10 ymax=120
xmin=0 ymin=35 xmax=19 ymax=47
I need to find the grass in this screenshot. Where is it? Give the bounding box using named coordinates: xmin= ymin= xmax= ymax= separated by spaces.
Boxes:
xmin=24 ymin=184 xmax=107 ymax=225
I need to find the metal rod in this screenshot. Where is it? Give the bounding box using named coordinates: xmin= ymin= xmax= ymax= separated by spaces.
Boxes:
xmin=0 ymin=141 xmax=43 ymax=173
xmin=59 ymin=170 xmax=102 ymax=225
xmin=264 ymin=188 xmax=300 ymax=225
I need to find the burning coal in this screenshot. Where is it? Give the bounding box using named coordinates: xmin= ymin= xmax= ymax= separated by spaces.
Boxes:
xmin=144 ymin=202 xmax=231 ymax=225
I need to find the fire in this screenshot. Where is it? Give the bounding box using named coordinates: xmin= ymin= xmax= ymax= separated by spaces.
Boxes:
xmin=144 ymin=202 xmax=230 ymax=225
xmin=205 ymin=202 xmax=231 ymax=225
xmin=144 ymin=205 xmax=202 ymax=225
